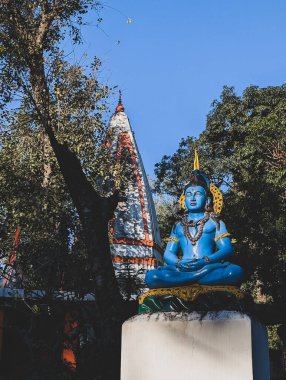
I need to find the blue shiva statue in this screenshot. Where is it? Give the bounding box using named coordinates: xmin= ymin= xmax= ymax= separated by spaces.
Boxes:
xmin=145 ymin=152 xmax=244 ymax=289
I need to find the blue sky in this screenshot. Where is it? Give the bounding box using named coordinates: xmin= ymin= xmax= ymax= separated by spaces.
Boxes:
xmin=67 ymin=0 xmax=286 ymax=175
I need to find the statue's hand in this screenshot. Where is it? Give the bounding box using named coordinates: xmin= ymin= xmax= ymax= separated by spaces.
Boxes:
xmin=177 ymin=258 xmax=207 ymax=272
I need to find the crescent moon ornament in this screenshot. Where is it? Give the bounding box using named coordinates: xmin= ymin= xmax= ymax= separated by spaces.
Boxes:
xmin=179 ymin=193 xmax=186 ymax=210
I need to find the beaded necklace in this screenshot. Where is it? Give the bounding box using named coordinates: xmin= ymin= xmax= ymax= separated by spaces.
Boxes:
xmin=181 ymin=213 xmax=210 ymax=245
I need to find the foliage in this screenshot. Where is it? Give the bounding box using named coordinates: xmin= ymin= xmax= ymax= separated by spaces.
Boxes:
xmin=0 ymin=57 xmax=115 ymax=292
xmin=268 ymin=325 xmax=284 ymax=351
xmin=153 ymin=194 xmax=176 ymax=248
xmin=155 ymin=85 xmax=286 ymax=311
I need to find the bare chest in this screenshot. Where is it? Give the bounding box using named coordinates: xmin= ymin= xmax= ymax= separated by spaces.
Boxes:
xmin=176 ymin=221 xmax=216 ymax=258
xmin=176 ymin=220 xmax=216 ymax=239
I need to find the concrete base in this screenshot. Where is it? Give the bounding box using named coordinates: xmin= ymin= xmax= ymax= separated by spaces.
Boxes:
xmin=121 ymin=311 xmax=270 ymax=380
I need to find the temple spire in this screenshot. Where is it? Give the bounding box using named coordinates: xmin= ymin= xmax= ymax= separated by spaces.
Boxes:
xmin=115 ymin=90 xmax=125 ymax=113
xmin=107 ymin=104 xmax=163 ymax=297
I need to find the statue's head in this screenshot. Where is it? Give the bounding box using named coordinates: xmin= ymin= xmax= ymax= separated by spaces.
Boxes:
xmin=184 ymin=186 xmax=207 ymax=212
xmin=178 ymin=150 xmax=223 ymax=215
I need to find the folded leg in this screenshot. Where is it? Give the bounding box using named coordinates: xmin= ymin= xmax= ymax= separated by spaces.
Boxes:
xmin=198 ymin=264 xmax=244 ymax=285
xmin=146 ymin=263 xmax=227 ymax=288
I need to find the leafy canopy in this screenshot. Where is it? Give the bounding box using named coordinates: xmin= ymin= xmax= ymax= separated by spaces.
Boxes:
xmin=155 ymin=85 xmax=286 ymax=306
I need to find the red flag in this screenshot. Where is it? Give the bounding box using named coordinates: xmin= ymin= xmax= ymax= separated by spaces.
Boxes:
xmin=1 ymin=226 xmax=20 ymax=288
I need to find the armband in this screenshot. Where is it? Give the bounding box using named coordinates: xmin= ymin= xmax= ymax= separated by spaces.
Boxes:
xmin=204 ymin=256 xmax=211 ymax=264
xmin=214 ymin=233 xmax=231 ymax=242
xmin=165 ymin=237 xmax=179 ymax=242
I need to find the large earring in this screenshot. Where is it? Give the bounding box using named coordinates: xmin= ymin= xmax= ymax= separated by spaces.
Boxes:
xmin=205 ymin=197 xmax=211 ymax=212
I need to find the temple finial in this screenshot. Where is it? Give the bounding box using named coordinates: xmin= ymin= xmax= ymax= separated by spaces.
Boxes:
xmin=115 ymin=90 xmax=125 ymax=113
xmin=193 ymin=149 xmax=200 ymax=170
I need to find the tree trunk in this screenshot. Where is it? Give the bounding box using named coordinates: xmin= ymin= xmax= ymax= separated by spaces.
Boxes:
xmin=46 ymin=133 xmax=124 ymax=380
xmin=28 ymin=54 xmax=125 ymax=378
xmin=41 ymin=130 xmax=52 ymax=189
xmin=28 ymin=55 xmax=52 ymax=190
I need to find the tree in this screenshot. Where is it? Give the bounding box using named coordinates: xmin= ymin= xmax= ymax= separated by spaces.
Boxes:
xmin=0 ymin=58 xmax=114 ymax=293
xmin=0 ymin=2 xmax=127 ymax=378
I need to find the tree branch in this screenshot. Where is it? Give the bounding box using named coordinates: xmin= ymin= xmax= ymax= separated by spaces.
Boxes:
xmin=35 ymin=4 xmax=57 ymax=48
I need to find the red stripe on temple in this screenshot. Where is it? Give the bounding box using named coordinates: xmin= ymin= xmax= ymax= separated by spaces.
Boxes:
xmin=116 ymin=132 xmax=150 ymax=240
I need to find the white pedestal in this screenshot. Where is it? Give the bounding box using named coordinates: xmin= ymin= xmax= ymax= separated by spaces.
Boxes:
xmin=121 ymin=311 xmax=270 ymax=380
